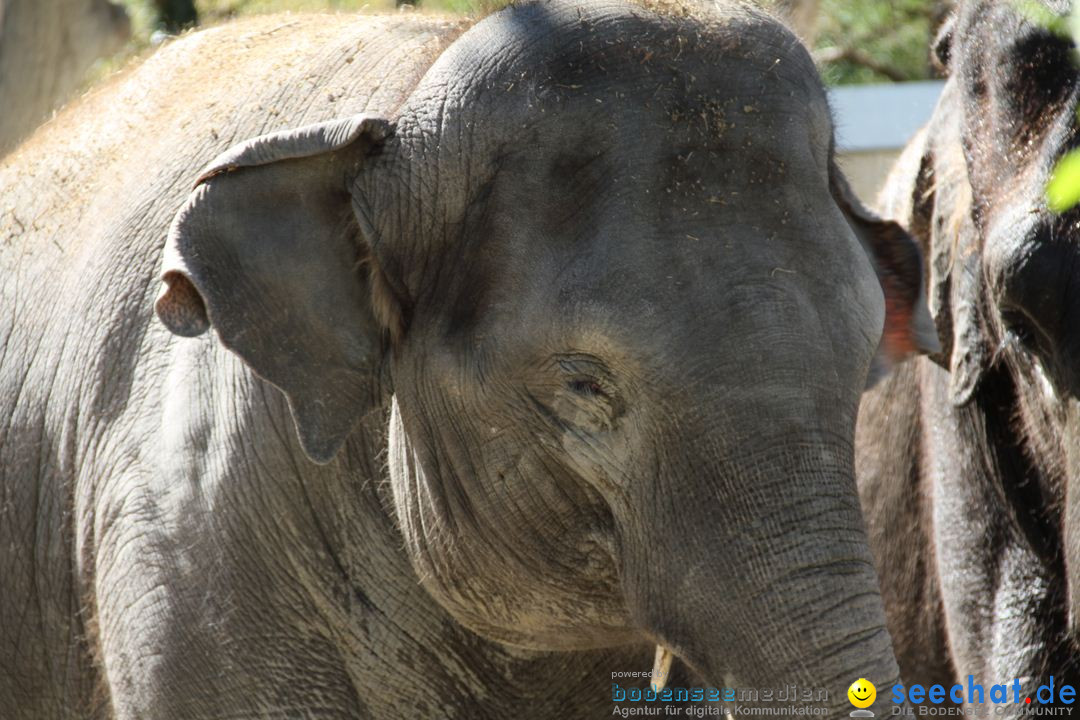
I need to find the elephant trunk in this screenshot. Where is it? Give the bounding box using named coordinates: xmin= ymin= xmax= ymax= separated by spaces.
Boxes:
xmin=618 ymin=436 xmax=901 ymax=716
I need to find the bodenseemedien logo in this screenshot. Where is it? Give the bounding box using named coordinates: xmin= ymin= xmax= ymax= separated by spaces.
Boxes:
xmin=850 ymin=678 xmax=877 ymax=718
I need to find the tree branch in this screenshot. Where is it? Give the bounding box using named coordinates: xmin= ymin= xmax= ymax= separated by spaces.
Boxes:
xmin=813 ymin=45 xmax=910 ymax=82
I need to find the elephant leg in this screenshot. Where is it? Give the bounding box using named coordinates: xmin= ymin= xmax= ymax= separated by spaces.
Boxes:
xmin=858 ymin=361 xmax=957 ymax=691
xmin=87 ymin=343 xmax=375 ymax=718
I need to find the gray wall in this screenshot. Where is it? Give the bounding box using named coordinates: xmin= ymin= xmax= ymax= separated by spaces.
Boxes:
xmin=829 ymin=80 xmax=944 ymax=205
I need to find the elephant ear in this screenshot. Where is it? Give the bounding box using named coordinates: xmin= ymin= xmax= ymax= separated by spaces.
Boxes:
xmin=932 ymin=164 xmax=986 ymax=407
xmin=912 ymin=84 xmax=988 ymax=407
xmin=155 ymin=114 xmax=399 ymax=463
xmin=829 ymin=162 xmax=941 ymax=389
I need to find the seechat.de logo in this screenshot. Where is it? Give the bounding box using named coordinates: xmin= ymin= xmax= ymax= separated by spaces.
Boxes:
xmin=892 ymin=676 xmax=1077 ymax=710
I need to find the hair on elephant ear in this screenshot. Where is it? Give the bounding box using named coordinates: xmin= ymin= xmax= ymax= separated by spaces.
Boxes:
xmin=829 ymin=162 xmax=941 ymax=388
xmin=155 ymin=114 xmax=402 ymax=463
xmin=901 ymin=101 xmax=987 ymax=407
xmin=931 ymin=12 xmax=955 ymax=76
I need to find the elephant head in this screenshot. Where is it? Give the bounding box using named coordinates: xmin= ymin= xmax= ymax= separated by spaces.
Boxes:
xmin=155 ymin=0 xmax=935 ymax=710
xmin=901 ymin=0 xmax=1080 ymax=638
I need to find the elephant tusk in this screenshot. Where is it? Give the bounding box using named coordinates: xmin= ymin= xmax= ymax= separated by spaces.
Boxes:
xmin=651 ymin=645 xmax=675 ymax=690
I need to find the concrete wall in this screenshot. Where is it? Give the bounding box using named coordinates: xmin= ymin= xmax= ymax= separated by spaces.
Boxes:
xmin=835 ymin=149 xmax=904 ymax=205
xmin=828 ymin=80 xmax=944 ymax=206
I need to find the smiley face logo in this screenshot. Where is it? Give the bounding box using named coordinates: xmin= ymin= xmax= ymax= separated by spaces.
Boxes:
xmin=848 ymin=678 xmax=876 ymax=709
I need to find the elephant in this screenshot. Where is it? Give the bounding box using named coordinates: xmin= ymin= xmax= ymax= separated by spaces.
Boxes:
xmin=0 ymin=1 xmax=934 ymax=717
xmin=0 ymin=0 xmax=130 ymax=155
xmin=856 ymin=0 xmax=1080 ymax=706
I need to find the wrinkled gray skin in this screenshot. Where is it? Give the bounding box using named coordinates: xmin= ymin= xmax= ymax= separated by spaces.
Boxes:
xmin=857 ymin=0 xmax=1080 ymax=705
xmin=1 ymin=2 xmax=923 ymax=717
xmin=0 ymin=0 xmax=130 ymax=155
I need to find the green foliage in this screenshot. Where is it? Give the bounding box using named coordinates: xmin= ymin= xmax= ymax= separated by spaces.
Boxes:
xmin=813 ymin=0 xmax=936 ymax=84
xmin=1047 ymin=150 xmax=1080 ymax=212
xmin=1040 ymin=0 xmax=1080 ymax=213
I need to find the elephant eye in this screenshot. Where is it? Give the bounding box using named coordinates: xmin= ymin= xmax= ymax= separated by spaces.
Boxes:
xmin=568 ymin=379 xmax=607 ymax=398
xmin=542 ymin=355 xmax=625 ymax=432
xmin=1001 ymin=307 xmax=1049 ymax=355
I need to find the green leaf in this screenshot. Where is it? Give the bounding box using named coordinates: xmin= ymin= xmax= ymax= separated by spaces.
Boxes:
xmin=1046 ymin=149 xmax=1080 ymax=213
xmin=1071 ymin=0 xmax=1080 ymax=69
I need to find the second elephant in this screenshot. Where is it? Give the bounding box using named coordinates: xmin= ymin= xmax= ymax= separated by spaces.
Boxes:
xmin=857 ymin=0 xmax=1080 ymax=709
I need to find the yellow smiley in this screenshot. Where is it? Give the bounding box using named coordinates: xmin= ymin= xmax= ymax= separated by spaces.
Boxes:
xmin=848 ymin=678 xmax=877 ymax=708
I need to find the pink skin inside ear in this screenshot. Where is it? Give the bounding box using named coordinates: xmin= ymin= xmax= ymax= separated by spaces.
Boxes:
xmin=880 ymin=273 xmax=918 ymax=362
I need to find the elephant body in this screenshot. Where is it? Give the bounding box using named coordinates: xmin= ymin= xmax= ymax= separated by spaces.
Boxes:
xmin=2 ymin=3 xmax=931 ymax=717
xmin=857 ymin=0 xmax=1080 ymax=706
xmin=0 ymin=0 xmax=130 ymax=155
